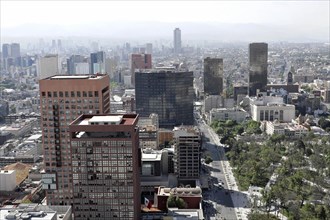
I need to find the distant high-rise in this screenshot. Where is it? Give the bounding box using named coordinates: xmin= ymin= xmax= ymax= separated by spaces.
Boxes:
xmin=90 ymin=51 xmax=105 ymax=74
xmin=249 ymin=42 xmax=268 ymax=96
xmin=10 ymin=43 xmax=20 ymax=58
xmin=204 ymin=57 xmax=224 ymax=96
xmin=67 ymin=55 xmax=86 ymax=75
xmin=287 ymin=66 xmax=294 ymax=85
xmin=37 ymin=54 xmax=60 ymax=79
xmin=130 ymin=53 xmax=152 ymax=86
xmin=70 ymin=114 xmax=141 ymax=220
xmin=51 ymin=40 xmax=56 ymax=48
xmin=1 ymin=43 xmax=20 ymax=59
xmin=174 ymin=28 xmax=181 ymax=54
xmin=57 ymin=39 xmax=62 ymax=50
xmin=39 ymin=74 xmax=110 ymax=206
xmin=135 ymin=69 xmax=194 ymax=128
xmin=146 ymin=43 xmax=153 ymax=54
xmin=2 ymin=44 xmax=10 ymax=59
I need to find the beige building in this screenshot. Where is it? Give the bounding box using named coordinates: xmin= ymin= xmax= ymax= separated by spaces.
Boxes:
xmin=39 ymin=74 xmax=110 ymax=206
xmin=250 ymin=96 xmax=295 ymax=122
xmin=263 ymin=121 xmax=309 ymax=137
xmin=38 ymin=55 xmax=60 ymax=79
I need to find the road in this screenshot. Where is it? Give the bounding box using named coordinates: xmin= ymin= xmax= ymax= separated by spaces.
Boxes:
xmin=197 ymin=115 xmax=250 ymax=220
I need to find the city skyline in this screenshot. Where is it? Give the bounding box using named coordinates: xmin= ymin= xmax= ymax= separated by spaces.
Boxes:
xmin=1 ymin=1 xmax=329 ymax=43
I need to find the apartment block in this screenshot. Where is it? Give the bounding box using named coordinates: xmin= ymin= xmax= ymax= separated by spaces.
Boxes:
xmin=173 ymin=126 xmax=201 ymax=181
xmin=69 ymin=114 xmax=140 ymax=220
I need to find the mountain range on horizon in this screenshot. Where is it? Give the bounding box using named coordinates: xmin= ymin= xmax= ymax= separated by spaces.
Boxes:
xmin=1 ymin=21 xmax=329 ymax=43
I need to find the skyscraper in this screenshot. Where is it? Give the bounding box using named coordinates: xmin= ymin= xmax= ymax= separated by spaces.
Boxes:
xmin=67 ymin=55 xmax=86 ymax=75
xmin=69 ymin=114 xmax=141 ymax=220
xmin=173 ymin=28 xmax=181 ymax=54
xmin=135 ymin=69 xmax=194 ymax=128
xmin=90 ymin=51 xmax=105 ymax=74
xmin=130 ymin=53 xmax=152 ymax=86
xmin=204 ymin=57 xmax=224 ymax=96
xmin=2 ymin=44 xmax=10 ymax=59
xmin=10 ymin=43 xmax=20 ymax=58
xmin=39 ymin=74 xmax=110 ymax=206
xmin=249 ymin=42 xmax=268 ymax=96
xmin=37 ymin=54 xmax=60 ymax=79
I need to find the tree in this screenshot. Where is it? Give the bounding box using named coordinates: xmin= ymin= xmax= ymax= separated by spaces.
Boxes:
xmin=204 ymin=156 xmax=213 ymax=164
xmin=318 ymin=117 xmax=330 ymax=130
xmin=166 ymin=195 xmax=187 ymax=209
xmin=262 ymin=189 xmax=276 ymax=216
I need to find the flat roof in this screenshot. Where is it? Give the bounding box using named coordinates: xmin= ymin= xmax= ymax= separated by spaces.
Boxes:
xmin=89 ymin=115 xmax=123 ymax=123
xmin=72 ymin=114 xmax=138 ymax=126
xmin=142 ymin=149 xmax=162 ymax=161
xmin=51 ymin=75 xmax=89 ymax=79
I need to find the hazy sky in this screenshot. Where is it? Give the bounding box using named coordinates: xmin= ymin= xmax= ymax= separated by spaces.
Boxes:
xmin=1 ymin=1 xmax=329 ymax=42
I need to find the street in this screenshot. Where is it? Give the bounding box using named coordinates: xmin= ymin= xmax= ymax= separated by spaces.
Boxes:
xmin=197 ymin=114 xmax=250 ymax=220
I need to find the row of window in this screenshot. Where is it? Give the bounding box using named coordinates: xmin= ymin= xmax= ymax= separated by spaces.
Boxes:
xmin=42 ymin=91 xmax=99 ymax=98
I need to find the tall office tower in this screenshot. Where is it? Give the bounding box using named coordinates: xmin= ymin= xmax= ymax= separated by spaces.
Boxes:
xmin=67 ymin=55 xmax=85 ymax=75
xmin=135 ymin=69 xmax=194 ymax=128
xmin=90 ymin=51 xmax=105 ymax=74
xmin=51 ymin=40 xmax=57 ymax=48
xmin=249 ymin=42 xmax=268 ymax=96
xmin=173 ymin=28 xmax=181 ymax=54
xmin=2 ymin=44 xmax=10 ymax=59
xmin=204 ymin=57 xmax=224 ymax=96
xmin=130 ymin=53 xmax=152 ymax=86
xmin=10 ymin=43 xmax=20 ymax=58
xmin=57 ymin=39 xmax=62 ymax=50
xmin=146 ymin=43 xmax=153 ymax=54
xmin=173 ymin=126 xmax=201 ymax=181
xmin=69 ymin=114 xmax=141 ymax=220
xmin=39 ymin=74 xmax=110 ymax=206
xmin=37 ymin=54 xmax=60 ymax=79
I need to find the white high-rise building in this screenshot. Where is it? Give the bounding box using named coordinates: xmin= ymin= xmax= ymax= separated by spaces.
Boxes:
xmin=37 ymin=54 xmax=60 ymax=79
xmin=174 ymin=28 xmax=181 ymax=54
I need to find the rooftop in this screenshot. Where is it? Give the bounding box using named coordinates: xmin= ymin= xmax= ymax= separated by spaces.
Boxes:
xmin=74 ymin=114 xmax=136 ymax=126
xmin=45 ymin=74 xmax=106 ymax=80
xmin=142 ymin=149 xmax=162 ymax=161
xmin=158 ymin=186 xmax=202 ymax=197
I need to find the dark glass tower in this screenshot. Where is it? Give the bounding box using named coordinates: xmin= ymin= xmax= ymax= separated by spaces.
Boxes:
xmin=135 ymin=69 xmax=194 ymax=128
xmin=204 ymin=57 xmax=224 ymax=96
xmin=249 ymin=43 xmax=268 ymax=96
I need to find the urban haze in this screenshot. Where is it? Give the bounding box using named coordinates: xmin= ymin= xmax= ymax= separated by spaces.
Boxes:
xmin=0 ymin=1 xmax=330 ymax=220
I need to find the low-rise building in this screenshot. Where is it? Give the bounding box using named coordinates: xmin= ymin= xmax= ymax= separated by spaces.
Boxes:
xmin=209 ymin=108 xmax=248 ymax=123
xmin=0 ymin=203 xmax=72 ymax=220
xmin=155 ymin=186 xmax=203 ymax=214
xmin=250 ymin=96 xmax=295 ymax=122
xmin=263 ymin=121 xmax=309 ymax=137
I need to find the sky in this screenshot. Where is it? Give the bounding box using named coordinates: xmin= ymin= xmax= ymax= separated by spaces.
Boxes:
xmin=1 ymin=1 xmax=329 ymax=42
